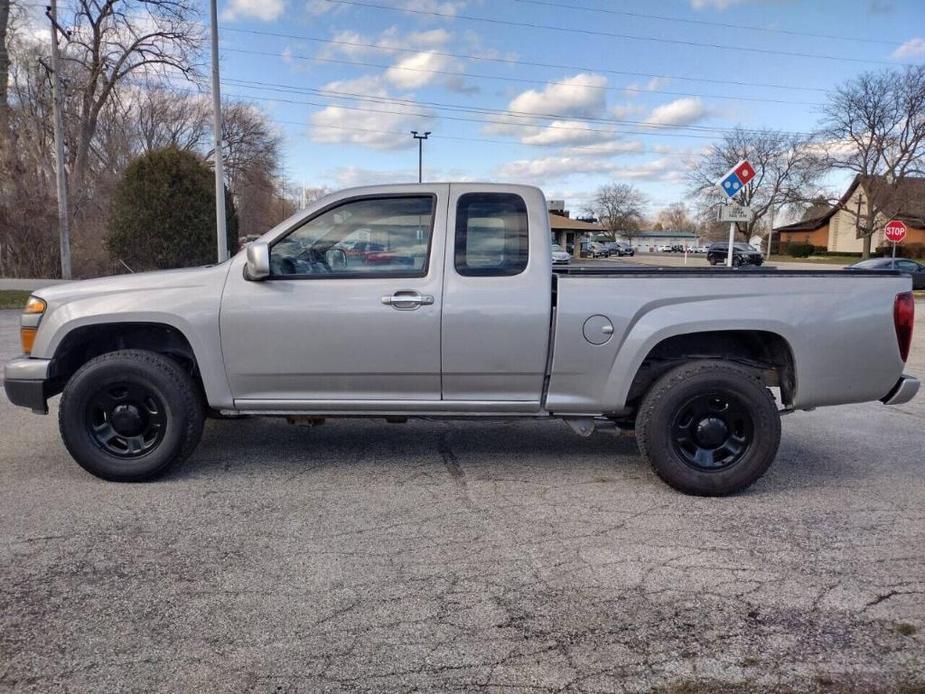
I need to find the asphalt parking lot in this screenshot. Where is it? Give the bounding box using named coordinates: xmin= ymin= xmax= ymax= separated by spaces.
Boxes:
xmin=1 ymin=305 xmax=924 ymax=692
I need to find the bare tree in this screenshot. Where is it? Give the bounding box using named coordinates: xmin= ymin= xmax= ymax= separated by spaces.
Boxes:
xmin=657 ymin=202 xmax=692 ymax=231
xmin=589 ymin=183 xmax=647 ymax=242
xmin=688 ymin=127 xmax=819 ymax=242
xmin=817 ymin=66 xmax=925 ymax=257
xmin=61 ymin=0 xmax=201 ymax=201
xmin=0 ymin=0 xmax=10 ymax=141
xmin=136 ymin=88 xmax=209 ymax=153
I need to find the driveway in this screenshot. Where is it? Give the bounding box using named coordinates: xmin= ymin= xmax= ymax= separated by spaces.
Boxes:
xmin=1 ymin=306 xmax=923 ymax=692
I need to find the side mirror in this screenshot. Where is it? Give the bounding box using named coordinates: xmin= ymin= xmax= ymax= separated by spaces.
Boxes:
xmin=245 ymin=241 xmax=270 ymax=281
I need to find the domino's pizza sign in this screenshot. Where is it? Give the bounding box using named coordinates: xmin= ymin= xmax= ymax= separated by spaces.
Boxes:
xmin=718 ymin=160 xmax=755 ymax=199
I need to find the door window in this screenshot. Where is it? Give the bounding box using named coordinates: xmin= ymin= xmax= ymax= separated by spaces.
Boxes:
xmin=454 ymin=193 xmax=529 ymax=277
xmin=270 ymin=196 xmax=435 ymax=278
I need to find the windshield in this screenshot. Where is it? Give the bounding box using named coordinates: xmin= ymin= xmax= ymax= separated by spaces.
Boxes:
xmin=552 ymin=244 xmax=563 ymax=251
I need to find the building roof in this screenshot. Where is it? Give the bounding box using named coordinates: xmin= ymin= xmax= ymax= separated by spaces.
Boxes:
xmin=774 ymin=175 xmax=925 ymax=233
xmin=774 ymin=216 xmax=831 ymax=233
xmin=547 ymin=213 xmax=603 ymax=231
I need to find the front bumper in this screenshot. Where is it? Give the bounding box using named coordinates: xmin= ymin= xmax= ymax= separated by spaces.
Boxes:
xmin=3 ymin=357 xmax=52 ymax=414
xmin=881 ymin=375 xmax=920 ymax=406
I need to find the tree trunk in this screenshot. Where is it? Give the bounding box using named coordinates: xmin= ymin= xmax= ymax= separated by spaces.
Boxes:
xmin=861 ymin=234 xmax=872 ymax=259
xmin=0 ymin=0 xmax=11 ymax=141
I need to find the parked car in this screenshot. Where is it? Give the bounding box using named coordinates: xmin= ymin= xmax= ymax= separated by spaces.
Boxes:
xmin=4 ymin=183 xmax=918 ymax=496
xmin=657 ymin=244 xmax=674 ymax=253
xmin=551 ymin=243 xmax=571 ymax=265
xmin=847 ymin=257 xmax=925 ymax=290
xmin=584 ymin=241 xmax=610 ymax=258
xmin=707 ymin=242 xmax=764 ymax=267
xmin=606 ymin=242 xmax=635 ymax=257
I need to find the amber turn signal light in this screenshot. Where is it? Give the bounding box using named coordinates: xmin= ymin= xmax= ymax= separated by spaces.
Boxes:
xmin=21 ymin=327 xmax=37 ymax=354
xmin=24 ymin=296 xmax=46 ymax=315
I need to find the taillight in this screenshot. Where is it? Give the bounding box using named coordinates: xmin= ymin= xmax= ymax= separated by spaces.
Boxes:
xmin=894 ymin=291 xmax=914 ymax=362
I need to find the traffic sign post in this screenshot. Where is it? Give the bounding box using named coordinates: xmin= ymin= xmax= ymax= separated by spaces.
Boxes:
xmin=884 ymin=219 xmax=907 ymax=267
xmin=716 ymin=160 xmax=755 ymax=267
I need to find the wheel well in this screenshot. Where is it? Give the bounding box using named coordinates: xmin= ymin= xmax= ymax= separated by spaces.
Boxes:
xmin=626 ymin=330 xmax=795 ymax=409
xmin=48 ymin=323 xmax=203 ymax=396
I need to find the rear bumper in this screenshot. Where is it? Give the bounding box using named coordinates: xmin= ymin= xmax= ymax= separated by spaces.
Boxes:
xmin=881 ymin=375 xmax=920 ymax=406
xmin=3 ymin=357 xmax=52 ymax=414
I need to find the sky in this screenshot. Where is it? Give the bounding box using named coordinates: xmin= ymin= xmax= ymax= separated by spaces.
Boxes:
xmin=212 ymin=0 xmax=925 ymax=217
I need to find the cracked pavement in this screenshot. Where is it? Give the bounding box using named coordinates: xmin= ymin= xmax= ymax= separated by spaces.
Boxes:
xmin=1 ymin=305 xmax=923 ymax=692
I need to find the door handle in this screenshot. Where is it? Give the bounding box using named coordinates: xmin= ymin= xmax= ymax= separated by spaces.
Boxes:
xmin=381 ymin=291 xmax=434 ymax=310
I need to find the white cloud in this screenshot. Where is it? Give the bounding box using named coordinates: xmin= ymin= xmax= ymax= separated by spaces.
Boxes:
xmin=399 ymin=0 xmax=467 ymax=16
xmin=496 ymin=156 xmax=618 ymax=181
xmin=892 ymin=38 xmax=925 ymax=60
xmin=624 ymin=77 xmax=670 ymax=96
xmin=222 ymin=0 xmax=284 ymax=22
xmin=385 ymin=50 xmax=453 ymax=89
xmin=509 ymin=73 xmax=608 ymax=118
xmin=519 ymin=120 xmax=608 ymax=146
xmin=645 ymin=97 xmax=708 ymax=127
xmin=611 ymin=104 xmax=646 ymax=121
xmin=690 ymin=0 xmax=748 ymax=9
xmin=614 ymin=157 xmax=688 ymax=182
xmin=310 ymin=76 xmax=435 ymax=150
xmin=320 ymin=27 xmax=453 ymax=59
xmin=562 ymin=140 xmax=646 ymax=156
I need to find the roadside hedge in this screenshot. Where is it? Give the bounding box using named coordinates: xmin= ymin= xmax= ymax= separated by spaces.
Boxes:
xmin=876 ymin=242 xmax=925 ymax=259
xmin=106 ymin=147 xmax=238 ymax=271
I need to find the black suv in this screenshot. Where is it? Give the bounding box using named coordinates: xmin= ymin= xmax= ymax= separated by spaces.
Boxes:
xmin=706 ymin=242 xmax=763 ymax=267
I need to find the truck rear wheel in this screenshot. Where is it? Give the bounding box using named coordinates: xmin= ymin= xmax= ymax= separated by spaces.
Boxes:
xmin=59 ymin=350 xmax=204 ymax=482
xmin=636 ymin=360 xmax=781 ymax=496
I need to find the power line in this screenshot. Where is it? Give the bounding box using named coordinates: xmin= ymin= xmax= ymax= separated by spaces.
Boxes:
xmin=214 ymin=84 xmax=789 ymax=142
xmin=220 ymin=46 xmax=824 ymax=107
xmin=508 ymin=0 xmax=902 ymax=47
xmin=221 ymin=76 xmax=813 ymax=138
xmin=320 ymin=0 xmax=897 ymax=66
xmin=221 ymin=27 xmax=829 ymax=93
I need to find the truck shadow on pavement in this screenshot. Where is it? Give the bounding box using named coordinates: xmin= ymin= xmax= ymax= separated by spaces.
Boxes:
xmin=168 ymin=415 xmax=863 ymax=496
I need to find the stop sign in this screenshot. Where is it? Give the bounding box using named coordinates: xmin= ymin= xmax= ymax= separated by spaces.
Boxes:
xmin=884 ymin=219 xmax=907 ymax=243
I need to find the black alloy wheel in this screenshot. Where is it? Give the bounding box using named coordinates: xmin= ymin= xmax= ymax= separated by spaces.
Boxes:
xmin=670 ymin=391 xmax=754 ymax=471
xmin=59 ymin=350 xmax=205 ymax=482
xmin=636 ymin=360 xmax=781 ymax=496
xmin=86 ymin=381 xmax=167 ymax=457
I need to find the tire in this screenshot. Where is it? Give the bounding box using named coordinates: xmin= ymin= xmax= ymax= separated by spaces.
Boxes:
xmin=636 ymin=360 xmax=781 ymax=496
xmin=59 ymin=349 xmax=205 ymax=482
xmin=708 ymin=257 xmax=717 ymax=266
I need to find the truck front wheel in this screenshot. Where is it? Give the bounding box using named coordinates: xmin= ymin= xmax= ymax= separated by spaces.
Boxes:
xmin=59 ymin=350 xmax=205 ymax=482
xmin=636 ymin=360 xmax=781 ymax=496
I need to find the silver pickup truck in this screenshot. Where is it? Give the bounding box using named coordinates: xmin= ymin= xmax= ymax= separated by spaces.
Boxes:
xmin=4 ymin=183 xmax=919 ymax=495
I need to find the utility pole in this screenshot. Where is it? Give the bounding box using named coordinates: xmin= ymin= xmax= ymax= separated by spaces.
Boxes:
xmin=47 ymin=0 xmax=71 ymax=279
xmin=209 ymin=0 xmax=228 ymax=262
xmin=410 ymin=130 xmax=430 ymax=183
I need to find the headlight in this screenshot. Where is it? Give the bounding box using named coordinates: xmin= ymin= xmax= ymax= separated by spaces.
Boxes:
xmin=24 ymin=296 xmax=46 ymax=314
xmin=21 ymin=296 xmax=46 ymax=354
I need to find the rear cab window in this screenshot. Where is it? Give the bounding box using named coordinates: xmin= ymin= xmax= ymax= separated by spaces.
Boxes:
xmin=454 ymin=193 xmax=529 ymax=277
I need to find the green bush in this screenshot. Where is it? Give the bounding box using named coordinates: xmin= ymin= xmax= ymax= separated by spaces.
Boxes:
xmin=785 ymin=242 xmax=815 ymax=258
xmin=106 ymin=147 xmax=238 ymax=271
xmin=876 ymin=242 xmax=925 ymax=259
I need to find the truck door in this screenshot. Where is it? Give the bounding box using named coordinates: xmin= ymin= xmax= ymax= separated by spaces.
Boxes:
xmin=441 ymin=185 xmax=552 ymax=403
xmin=220 ymin=187 xmax=448 ymax=405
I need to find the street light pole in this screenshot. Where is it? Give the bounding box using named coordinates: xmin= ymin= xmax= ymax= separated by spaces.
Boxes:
xmin=209 ymin=0 xmax=228 ymax=262
xmin=410 ymin=130 xmax=431 ymax=183
xmin=47 ymin=0 xmax=71 ymax=279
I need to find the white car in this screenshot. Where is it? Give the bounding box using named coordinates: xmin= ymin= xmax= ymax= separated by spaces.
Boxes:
xmin=657 ymin=244 xmax=674 ymax=253
xmin=551 ymin=244 xmax=571 ymax=265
